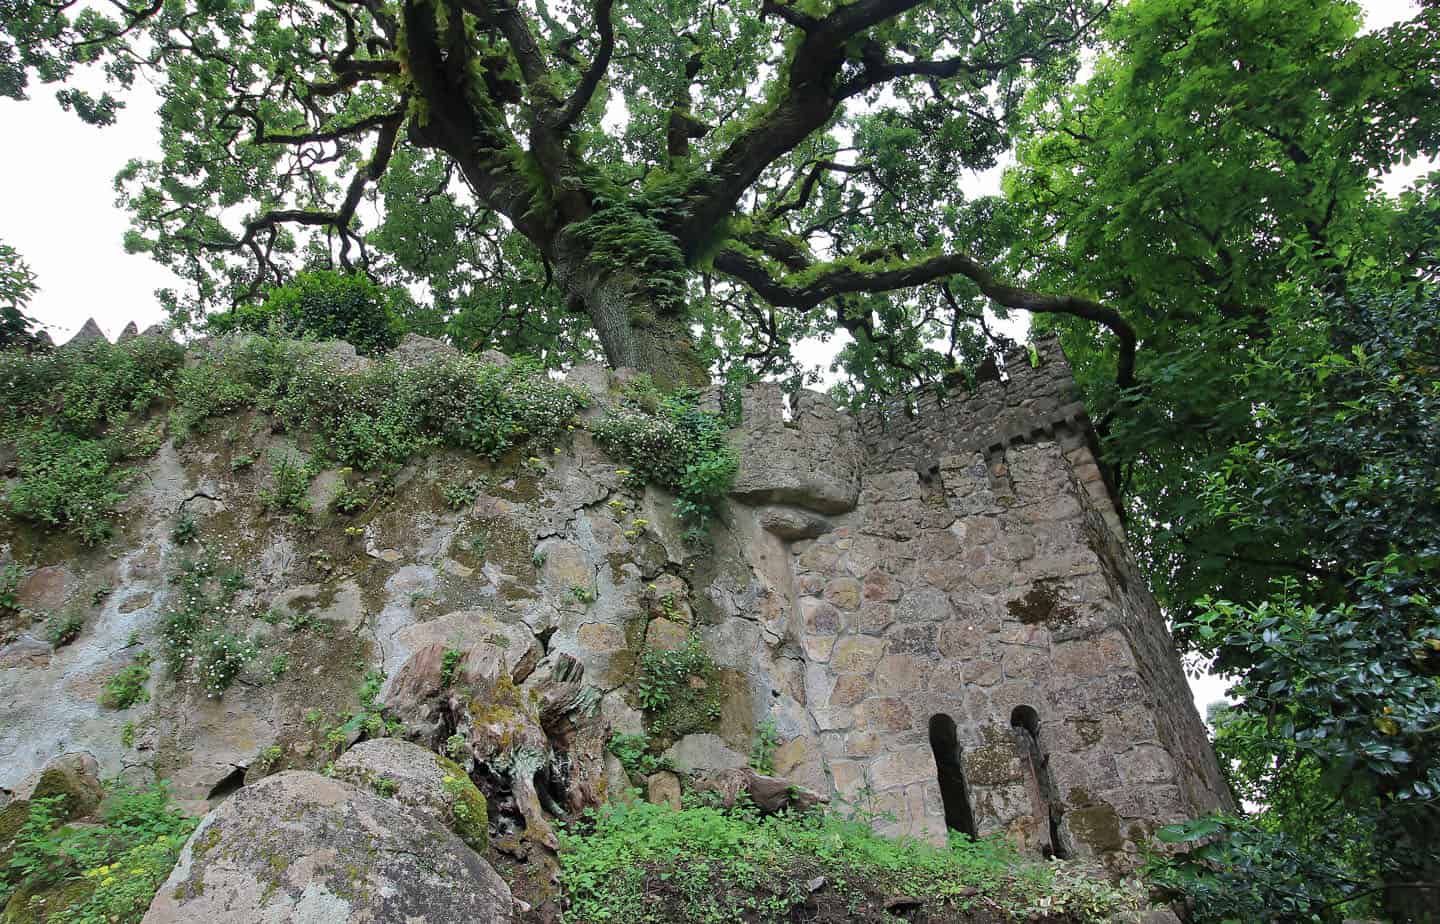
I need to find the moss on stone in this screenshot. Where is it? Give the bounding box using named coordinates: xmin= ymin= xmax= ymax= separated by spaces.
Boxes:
xmin=1006 ymin=581 xmax=1078 ymax=628
xmin=435 ymin=756 xmax=490 ymax=853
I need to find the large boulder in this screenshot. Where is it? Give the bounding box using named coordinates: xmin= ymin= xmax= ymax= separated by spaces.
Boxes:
xmin=142 ymin=771 xmax=512 ymax=924
xmin=332 ymin=738 xmax=489 ymax=852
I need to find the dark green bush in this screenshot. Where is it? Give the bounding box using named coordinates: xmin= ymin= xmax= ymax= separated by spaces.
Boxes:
xmin=5 ymin=428 xmax=132 ymax=544
xmin=206 ymin=270 xmax=405 ymax=355
xmin=591 ymin=379 xmax=737 ymax=542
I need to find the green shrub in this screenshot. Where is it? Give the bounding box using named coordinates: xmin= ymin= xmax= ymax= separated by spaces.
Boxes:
xmin=206 ymin=269 xmax=405 ymax=355
xmin=606 ymin=732 xmax=670 ymax=780
xmin=5 ymin=428 xmax=132 ymax=544
xmin=100 ymin=653 xmax=152 ymax=709
xmin=0 ymin=561 xmax=24 ymax=615
xmin=591 ymin=379 xmax=737 ymax=541
xmin=557 ymin=800 xmax=1140 ymax=923
xmin=749 ymin=717 xmax=780 ymax=775
xmin=0 ymin=782 xmax=195 ymax=923
xmin=159 ymin=554 xmax=256 ymax=698
xmin=636 ymin=637 xmax=722 ymax=740
xmin=260 ymin=450 xmax=312 ymax=517
xmin=194 ymin=629 xmax=257 ymax=697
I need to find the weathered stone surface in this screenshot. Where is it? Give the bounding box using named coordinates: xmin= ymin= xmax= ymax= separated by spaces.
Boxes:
xmin=58 ymin=318 xmax=106 ymax=349
xmin=645 ymin=770 xmax=682 ymax=810
xmin=661 ymin=734 xmax=747 ymax=773
xmin=332 ymin=738 xmax=489 ymax=851
xmin=0 ymin=332 xmax=1230 ymax=883
xmin=142 ymin=771 xmax=511 ymax=923
xmin=758 ymin=506 xmax=832 ymax=540
xmin=390 ymin=333 xmax=459 ymax=366
xmin=729 ymin=384 xmax=861 ymax=513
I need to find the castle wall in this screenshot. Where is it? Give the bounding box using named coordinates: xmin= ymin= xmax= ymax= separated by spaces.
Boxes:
xmin=0 ymin=331 xmax=1228 ymax=876
xmin=738 ymin=339 xmax=1231 ymax=868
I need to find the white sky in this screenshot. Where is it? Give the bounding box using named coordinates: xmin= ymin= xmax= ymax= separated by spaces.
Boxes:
xmin=0 ymin=0 xmax=1426 ymax=715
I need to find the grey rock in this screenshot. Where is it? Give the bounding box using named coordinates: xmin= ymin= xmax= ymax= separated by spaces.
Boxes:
xmin=59 ymin=318 xmax=106 ymax=349
xmin=758 ymin=506 xmax=833 ymax=540
xmin=390 ymin=333 xmax=458 ymax=366
xmin=117 ymin=321 xmax=139 ymax=342
xmin=142 ymin=771 xmax=511 ymax=924
xmin=661 ymin=734 xmax=747 ymax=773
xmin=332 ymin=738 xmax=489 ymax=852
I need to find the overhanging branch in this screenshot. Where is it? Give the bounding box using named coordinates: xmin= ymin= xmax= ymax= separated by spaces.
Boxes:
xmin=713 ymin=247 xmax=1139 ymax=388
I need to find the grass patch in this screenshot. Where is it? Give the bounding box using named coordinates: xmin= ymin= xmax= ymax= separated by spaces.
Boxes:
xmin=558 ymin=800 xmax=1141 ymax=923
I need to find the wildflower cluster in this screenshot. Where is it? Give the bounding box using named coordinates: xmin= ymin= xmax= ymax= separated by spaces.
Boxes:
xmin=159 ymin=554 xmax=256 ymax=697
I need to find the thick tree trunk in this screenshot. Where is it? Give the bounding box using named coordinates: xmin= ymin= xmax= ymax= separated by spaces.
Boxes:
xmin=553 ymin=250 xmax=709 ymax=389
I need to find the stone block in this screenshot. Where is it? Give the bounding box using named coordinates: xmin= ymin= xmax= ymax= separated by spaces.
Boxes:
xmin=831 ymin=637 xmax=884 ymax=673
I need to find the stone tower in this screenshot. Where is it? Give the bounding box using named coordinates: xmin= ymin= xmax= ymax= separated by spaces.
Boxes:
xmin=730 ymin=338 xmax=1232 ymax=870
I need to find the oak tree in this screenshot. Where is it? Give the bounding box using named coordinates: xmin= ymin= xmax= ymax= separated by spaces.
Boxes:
xmin=1 ymin=0 xmax=1134 ymax=385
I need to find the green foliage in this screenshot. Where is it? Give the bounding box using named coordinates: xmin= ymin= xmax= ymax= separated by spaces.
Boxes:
xmin=100 ymin=652 xmax=153 ymax=710
xmin=591 ymin=379 xmax=738 ymax=539
xmin=5 ymin=428 xmax=133 ymax=545
xmin=0 ymin=782 xmax=196 ymax=923
xmin=1145 ymin=289 xmax=1440 ymax=918
xmin=44 ymin=610 xmax=84 ymax=647
xmin=749 ymin=717 xmax=780 ymax=776
xmin=557 ymin=800 xmax=1140 ymax=923
xmin=636 ymin=637 xmax=722 ymax=740
xmin=170 ymin=511 xmax=198 ymax=545
xmin=207 ymin=270 xmax=405 ymax=355
xmin=260 ymin=450 xmax=312 ymax=518
xmin=159 ymin=554 xmax=256 ymax=698
xmin=606 ymin=732 xmax=670 ymax=780
xmin=440 ymin=646 xmax=463 ymax=688
xmin=173 ymin=337 xmax=587 ymax=477
xmin=1 ymin=561 xmax=26 ymax=616
xmin=193 ymin=629 xmax=257 ymax=698
xmin=1145 ymin=815 xmax=1374 ymax=922
xmin=0 ymin=337 xmax=184 ymax=543
xmin=0 ymin=238 xmax=41 ymax=349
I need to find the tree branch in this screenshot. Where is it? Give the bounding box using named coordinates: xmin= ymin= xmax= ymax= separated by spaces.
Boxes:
xmin=550 ymin=0 xmax=614 ymax=129
xmin=713 ymin=246 xmax=1140 ymax=387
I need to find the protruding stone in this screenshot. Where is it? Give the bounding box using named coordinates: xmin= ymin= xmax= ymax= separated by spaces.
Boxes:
xmin=390 ymin=332 xmax=459 ymax=366
xmin=332 ymin=738 xmax=489 ymax=852
xmin=690 ymin=767 xmax=827 ymax=815
xmin=758 ymin=506 xmax=833 ymax=540
xmin=661 ymin=734 xmax=747 ymax=773
xmin=645 ymin=770 xmax=682 ymax=810
xmin=117 ymin=321 xmax=139 ymax=341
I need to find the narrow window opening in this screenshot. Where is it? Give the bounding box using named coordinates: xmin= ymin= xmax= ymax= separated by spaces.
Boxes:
xmin=928 ymin=714 xmax=977 ymax=837
xmin=1010 ymin=705 xmax=1067 ymax=859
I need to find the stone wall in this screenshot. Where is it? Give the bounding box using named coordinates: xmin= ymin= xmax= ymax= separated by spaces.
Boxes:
xmin=733 ymin=338 xmax=1232 ymax=869
xmin=0 ymin=330 xmax=1228 ymax=880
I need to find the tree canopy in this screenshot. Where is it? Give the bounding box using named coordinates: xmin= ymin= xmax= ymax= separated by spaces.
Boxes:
xmin=4 ymin=0 xmax=1136 ymax=387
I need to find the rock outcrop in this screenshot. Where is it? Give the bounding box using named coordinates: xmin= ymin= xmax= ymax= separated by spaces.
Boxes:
xmin=1 ymin=333 xmax=1230 ymax=901
xmin=142 ymin=770 xmax=512 ymax=923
